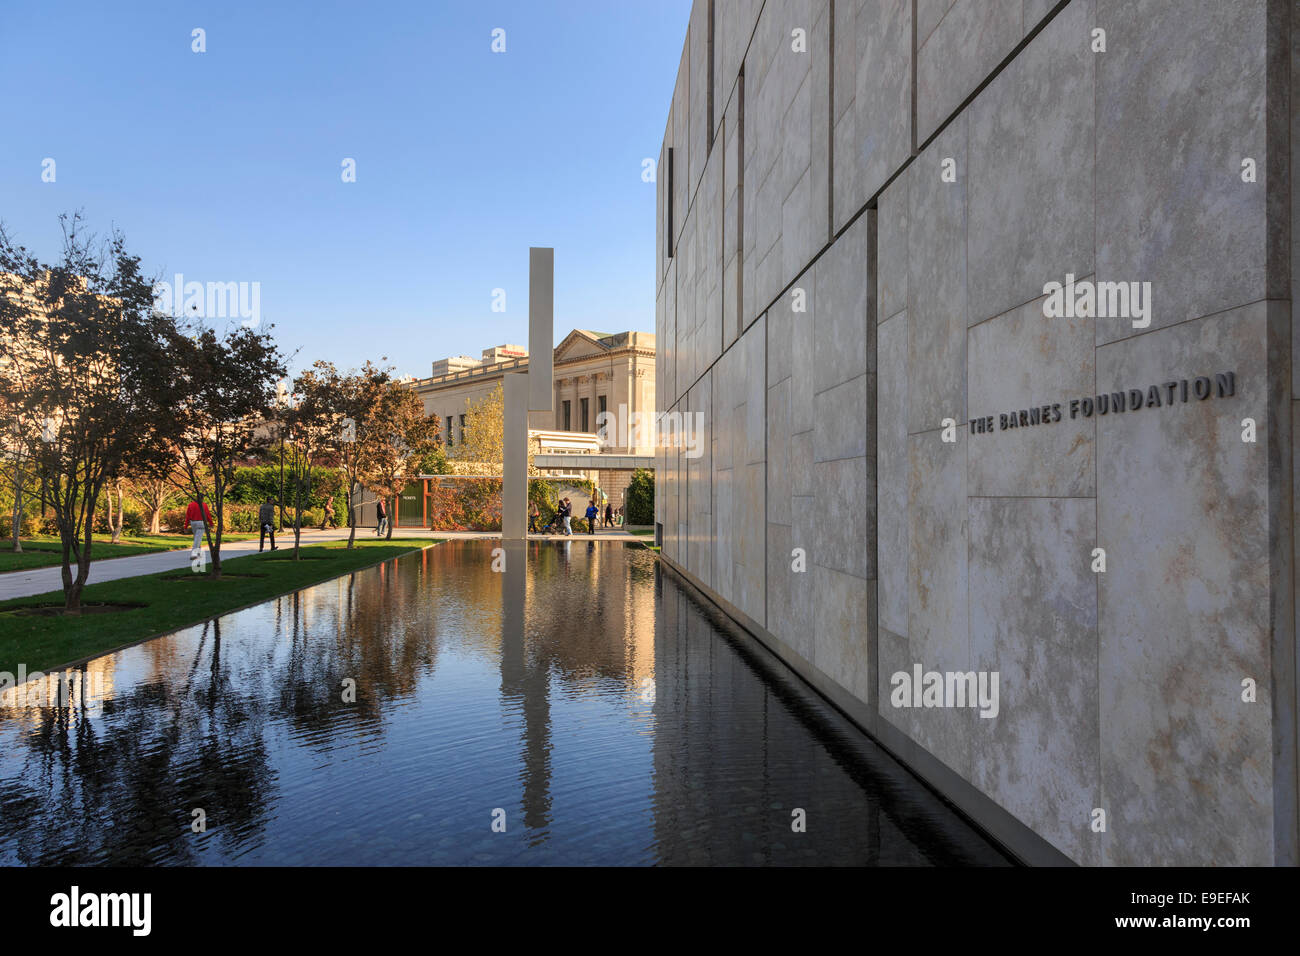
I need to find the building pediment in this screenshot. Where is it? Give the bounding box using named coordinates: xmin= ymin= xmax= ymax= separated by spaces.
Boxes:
xmin=554 ymin=329 xmax=611 ymax=363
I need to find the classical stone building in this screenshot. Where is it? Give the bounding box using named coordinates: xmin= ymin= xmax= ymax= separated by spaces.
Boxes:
xmin=655 ymin=0 xmax=1298 ymax=865
xmin=411 ymin=329 xmax=656 ymax=507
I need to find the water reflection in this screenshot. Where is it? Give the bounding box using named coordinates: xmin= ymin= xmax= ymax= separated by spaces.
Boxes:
xmin=0 ymin=541 xmax=1009 ymax=865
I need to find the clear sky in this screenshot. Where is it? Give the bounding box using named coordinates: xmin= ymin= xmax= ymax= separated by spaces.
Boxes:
xmin=0 ymin=0 xmax=691 ymax=379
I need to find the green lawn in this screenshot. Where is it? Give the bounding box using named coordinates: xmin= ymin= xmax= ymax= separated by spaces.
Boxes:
xmin=0 ymin=533 xmax=258 ymax=574
xmin=628 ymin=529 xmax=655 ymax=536
xmin=0 ymin=539 xmax=441 ymax=675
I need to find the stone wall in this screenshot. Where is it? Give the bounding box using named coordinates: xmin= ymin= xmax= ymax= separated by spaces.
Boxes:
xmin=655 ymin=0 xmax=1297 ymax=865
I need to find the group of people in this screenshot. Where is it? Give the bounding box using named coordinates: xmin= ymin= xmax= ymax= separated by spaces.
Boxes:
xmin=183 ymin=495 xmax=285 ymax=554
xmin=183 ymin=494 xmax=344 ymax=557
xmin=528 ymin=498 xmax=619 ymax=536
xmin=186 ymin=489 xmax=613 ymax=551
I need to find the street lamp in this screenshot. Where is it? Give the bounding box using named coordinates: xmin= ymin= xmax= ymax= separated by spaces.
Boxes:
xmin=275 ymin=379 xmax=290 ymax=529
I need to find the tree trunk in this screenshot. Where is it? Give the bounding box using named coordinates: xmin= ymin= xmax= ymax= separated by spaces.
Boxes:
xmin=108 ymin=481 xmax=123 ymax=544
xmin=72 ymin=525 xmax=93 ymax=611
xmin=208 ymin=514 xmax=222 ymax=579
xmin=10 ymin=464 xmax=23 ymax=554
xmin=346 ymin=480 xmax=357 ymax=549
xmin=61 ymin=515 xmax=93 ymax=613
xmin=386 ymin=497 xmax=394 ymax=540
xmin=292 ymin=472 xmax=309 ymax=561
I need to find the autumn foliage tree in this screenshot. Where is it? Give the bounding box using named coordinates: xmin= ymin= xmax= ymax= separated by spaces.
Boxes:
xmin=453 ymin=382 xmax=539 ymax=476
xmin=0 ymin=213 xmax=179 ymax=610
xmin=364 ymin=378 xmax=441 ymax=540
xmin=284 ymin=362 xmax=336 ymax=558
xmin=323 ymin=361 xmax=391 ymax=548
xmin=165 ymin=323 xmax=286 ymax=577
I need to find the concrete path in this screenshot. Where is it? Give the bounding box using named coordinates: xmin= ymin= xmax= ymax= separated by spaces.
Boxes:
xmin=0 ymin=528 xmax=354 ymax=602
xmin=0 ymin=527 xmax=646 ymax=601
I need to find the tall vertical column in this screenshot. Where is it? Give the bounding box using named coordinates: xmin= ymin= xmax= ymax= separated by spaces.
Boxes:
xmin=529 ymin=247 xmax=554 ymax=413
xmin=503 ymin=372 xmax=528 ymax=539
xmin=504 ymin=247 xmax=554 ymax=540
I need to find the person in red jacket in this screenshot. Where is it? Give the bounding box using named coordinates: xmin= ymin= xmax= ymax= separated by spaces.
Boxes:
xmin=185 ymin=499 xmax=213 ymax=555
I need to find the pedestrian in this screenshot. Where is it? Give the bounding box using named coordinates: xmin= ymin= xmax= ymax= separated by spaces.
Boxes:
xmin=322 ymin=495 xmax=335 ymax=530
xmin=603 ymin=502 xmax=613 ymax=529
xmin=258 ymin=497 xmax=278 ymax=552
xmin=185 ymin=497 xmax=213 ymax=556
xmin=528 ymin=500 xmax=540 ymax=534
xmin=559 ymin=497 xmax=572 ymax=536
xmin=585 ymin=500 xmax=599 ymax=535
xmin=376 ymin=497 xmax=388 ymax=537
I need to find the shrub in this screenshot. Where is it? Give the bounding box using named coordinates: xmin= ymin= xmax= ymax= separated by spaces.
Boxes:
xmin=162 ymin=503 xmax=279 ymax=535
xmin=426 ymin=478 xmax=502 ymax=531
xmin=160 ymin=506 xmax=189 ymax=533
xmin=227 ymin=464 xmax=344 ymax=509
xmin=0 ymin=512 xmax=42 ymax=538
xmin=625 ymin=468 xmax=654 ymax=525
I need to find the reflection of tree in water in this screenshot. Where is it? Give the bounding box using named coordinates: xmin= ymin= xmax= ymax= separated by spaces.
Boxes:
xmin=271 ymin=560 xmax=443 ymax=744
xmin=0 ymin=617 xmax=275 ymax=865
xmin=0 ymin=552 xmax=450 ymax=865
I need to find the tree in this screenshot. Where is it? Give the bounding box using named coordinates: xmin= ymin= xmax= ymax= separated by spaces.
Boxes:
xmin=133 ymin=467 xmax=182 ymax=535
xmin=1 ymin=420 xmax=35 ymax=552
xmin=625 ymin=468 xmax=654 ymax=525
xmin=454 ymin=382 xmax=505 ymax=472
xmin=284 ymin=363 xmax=335 ymax=559
xmin=165 ymin=323 xmax=286 ymax=578
xmin=103 ymin=472 xmax=127 ymax=543
xmin=0 ymin=214 xmax=180 ymax=610
xmin=453 ymin=382 xmax=539 ymax=476
xmin=325 ymin=361 xmax=391 ymax=549
xmin=364 ymin=379 xmax=441 ymax=540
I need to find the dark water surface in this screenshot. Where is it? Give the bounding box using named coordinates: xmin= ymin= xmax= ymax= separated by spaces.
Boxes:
xmin=0 ymin=540 xmax=1010 ymax=865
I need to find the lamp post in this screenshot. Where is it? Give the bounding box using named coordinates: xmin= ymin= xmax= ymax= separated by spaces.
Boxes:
xmin=275 ymin=379 xmax=289 ymax=528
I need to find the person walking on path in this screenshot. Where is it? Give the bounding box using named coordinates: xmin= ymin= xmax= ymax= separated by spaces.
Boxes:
xmin=528 ymin=501 xmax=540 ymax=534
xmin=585 ymin=501 xmax=599 ymax=535
xmin=559 ymin=498 xmax=572 ymax=536
xmin=185 ymin=498 xmax=213 ymax=555
xmin=322 ymin=495 xmax=335 ymax=530
xmin=376 ymin=498 xmax=388 ymax=537
xmin=258 ymin=497 xmax=278 ymax=552
xmin=603 ymin=502 xmax=614 ymax=529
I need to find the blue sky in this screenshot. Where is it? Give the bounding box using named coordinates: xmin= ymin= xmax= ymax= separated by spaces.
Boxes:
xmin=0 ymin=0 xmax=690 ymax=378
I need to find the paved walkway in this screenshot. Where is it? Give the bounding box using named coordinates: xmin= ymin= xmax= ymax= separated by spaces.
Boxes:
xmin=0 ymin=529 xmax=359 ymax=601
xmin=0 ymin=527 xmax=646 ymax=601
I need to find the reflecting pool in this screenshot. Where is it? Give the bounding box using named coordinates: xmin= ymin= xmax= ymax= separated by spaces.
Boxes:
xmin=0 ymin=540 xmax=1011 ymax=865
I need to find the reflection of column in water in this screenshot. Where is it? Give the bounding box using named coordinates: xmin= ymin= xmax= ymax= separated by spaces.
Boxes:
xmin=498 ymin=540 xmax=552 ymax=835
